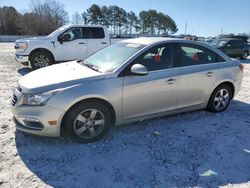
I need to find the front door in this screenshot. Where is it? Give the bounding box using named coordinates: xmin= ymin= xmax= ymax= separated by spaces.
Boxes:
xmin=55 ymin=27 xmax=87 ymax=61
xmin=122 ymin=44 xmax=180 ymax=120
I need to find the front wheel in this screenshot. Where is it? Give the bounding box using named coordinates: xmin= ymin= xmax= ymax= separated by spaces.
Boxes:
xmin=29 ymin=51 xmax=54 ymax=70
xmin=64 ymin=101 xmax=112 ymax=143
xmin=207 ymin=85 xmax=232 ymax=113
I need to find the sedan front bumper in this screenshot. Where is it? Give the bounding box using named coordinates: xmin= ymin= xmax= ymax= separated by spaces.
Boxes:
xmin=11 ymin=104 xmax=65 ymax=137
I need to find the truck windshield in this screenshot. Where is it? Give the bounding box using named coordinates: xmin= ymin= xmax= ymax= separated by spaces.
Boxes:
xmin=48 ymin=25 xmax=70 ymax=37
xmin=84 ymin=42 xmax=145 ymax=72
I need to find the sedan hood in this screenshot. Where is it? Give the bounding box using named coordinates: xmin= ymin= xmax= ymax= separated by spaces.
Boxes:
xmin=19 ymin=61 xmax=104 ymax=93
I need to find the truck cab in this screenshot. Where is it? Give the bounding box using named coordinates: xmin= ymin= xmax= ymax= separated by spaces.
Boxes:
xmin=15 ymin=25 xmax=110 ymax=69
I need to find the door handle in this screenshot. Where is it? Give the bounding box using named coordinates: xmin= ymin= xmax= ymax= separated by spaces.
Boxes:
xmin=79 ymin=42 xmax=85 ymax=44
xmin=206 ymin=72 xmax=214 ymax=77
xmin=165 ymin=78 xmax=177 ymax=84
xmin=101 ymin=42 xmax=107 ymax=44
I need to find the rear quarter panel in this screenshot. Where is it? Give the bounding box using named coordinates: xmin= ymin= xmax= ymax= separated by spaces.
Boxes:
xmin=214 ymin=60 xmax=243 ymax=98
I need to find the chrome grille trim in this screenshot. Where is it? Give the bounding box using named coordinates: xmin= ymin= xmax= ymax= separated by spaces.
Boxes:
xmin=17 ymin=86 xmax=22 ymax=92
xmin=11 ymin=94 xmax=18 ymax=106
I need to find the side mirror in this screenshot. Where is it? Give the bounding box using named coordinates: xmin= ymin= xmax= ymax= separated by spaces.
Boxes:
xmin=130 ymin=64 xmax=148 ymax=76
xmin=227 ymin=44 xmax=231 ymax=47
xmin=58 ymin=33 xmax=71 ymax=44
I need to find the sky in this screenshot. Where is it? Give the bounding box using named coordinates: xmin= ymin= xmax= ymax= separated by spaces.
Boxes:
xmin=1 ymin=0 xmax=250 ymax=37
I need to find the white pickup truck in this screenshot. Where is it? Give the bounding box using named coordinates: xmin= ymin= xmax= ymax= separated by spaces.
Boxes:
xmin=15 ymin=25 xmax=122 ymax=69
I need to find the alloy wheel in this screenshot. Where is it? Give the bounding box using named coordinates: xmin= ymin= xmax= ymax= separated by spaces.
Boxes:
xmin=213 ymin=88 xmax=230 ymax=111
xmin=73 ymin=109 xmax=105 ymax=139
xmin=34 ymin=55 xmax=50 ymax=68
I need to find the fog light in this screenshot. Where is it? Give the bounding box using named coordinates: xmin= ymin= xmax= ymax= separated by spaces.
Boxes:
xmin=18 ymin=117 xmax=43 ymax=130
xmin=22 ymin=117 xmax=39 ymax=122
xmin=18 ymin=117 xmax=39 ymax=124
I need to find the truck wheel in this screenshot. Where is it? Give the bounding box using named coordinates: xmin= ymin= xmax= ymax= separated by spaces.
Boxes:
xmin=30 ymin=51 xmax=54 ymax=70
xmin=64 ymin=101 xmax=112 ymax=143
xmin=206 ymin=84 xmax=232 ymax=113
xmin=242 ymin=51 xmax=249 ymax=60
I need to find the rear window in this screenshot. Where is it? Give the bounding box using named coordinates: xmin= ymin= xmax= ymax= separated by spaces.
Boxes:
xmin=82 ymin=27 xmax=105 ymax=39
xmin=228 ymin=40 xmax=244 ymax=48
xmin=178 ymin=43 xmax=225 ymax=66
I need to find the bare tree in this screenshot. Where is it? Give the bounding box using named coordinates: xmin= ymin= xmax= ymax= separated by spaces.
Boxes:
xmin=30 ymin=0 xmax=68 ymax=35
xmin=71 ymin=12 xmax=83 ymax=24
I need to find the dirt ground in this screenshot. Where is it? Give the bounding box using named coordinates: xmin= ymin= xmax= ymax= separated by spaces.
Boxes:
xmin=0 ymin=43 xmax=250 ymax=188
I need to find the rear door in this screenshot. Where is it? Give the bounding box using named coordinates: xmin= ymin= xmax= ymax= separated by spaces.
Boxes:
xmin=82 ymin=27 xmax=109 ymax=57
xmin=176 ymin=43 xmax=223 ymax=109
xmin=122 ymin=43 xmax=180 ymax=120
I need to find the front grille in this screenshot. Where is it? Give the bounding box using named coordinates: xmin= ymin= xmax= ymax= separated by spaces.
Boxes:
xmin=11 ymin=86 xmax=23 ymax=106
xmin=17 ymin=86 xmax=22 ymax=92
xmin=11 ymin=94 xmax=17 ymax=106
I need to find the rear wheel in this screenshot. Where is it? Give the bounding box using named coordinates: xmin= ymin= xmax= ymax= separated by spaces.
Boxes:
xmin=30 ymin=51 xmax=54 ymax=70
xmin=64 ymin=101 xmax=112 ymax=143
xmin=207 ymin=84 xmax=232 ymax=113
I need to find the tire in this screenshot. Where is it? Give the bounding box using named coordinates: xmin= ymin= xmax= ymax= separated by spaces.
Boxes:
xmin=207 ymin=84 xmax=232 ymax=113
xmin=29 ymin=51 xmax=54 ymax=70
xmin=242 ymin=51 xmax=249 ymax=60
xmin=64 ymin=101 xmax=112 ymax=143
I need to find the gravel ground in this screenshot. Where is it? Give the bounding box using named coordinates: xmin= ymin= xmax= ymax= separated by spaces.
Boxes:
xmin=0 ymin=43 xmax=250 ymax=188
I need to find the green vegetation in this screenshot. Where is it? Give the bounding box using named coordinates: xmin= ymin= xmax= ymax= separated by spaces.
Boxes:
xmin=0 ymin=1 xmax=178 ymax=36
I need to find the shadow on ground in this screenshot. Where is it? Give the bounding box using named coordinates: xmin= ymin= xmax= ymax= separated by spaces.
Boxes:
xmin=15 ymin=100 xmax=250 ymax=187
xmin=18 ymin=67 xmax=32 ymax=76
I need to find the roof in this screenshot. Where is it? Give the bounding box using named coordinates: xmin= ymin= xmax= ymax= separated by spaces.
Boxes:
xmin=219 ymin=38 xmax=242 ymax=41
xmin=63 ymin=24 xmax=107 ymax=29
xmin=121 ymin=37 xmax=182 ymax=45
xmin=120 ymin=37 xmax=232 ymax=62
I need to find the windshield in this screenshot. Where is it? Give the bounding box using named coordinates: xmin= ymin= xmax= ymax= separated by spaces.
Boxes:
xmin=84 ymin=42 xmax=145 ymax=72
xmin=48 ymin=25 xmax=71 ymax=37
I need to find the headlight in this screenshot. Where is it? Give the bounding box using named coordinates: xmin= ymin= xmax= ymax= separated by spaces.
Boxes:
xmin=15 ymin=42 xmax=28 ymax=52
xmin=23 ymin=91 xmax=57 ymax=106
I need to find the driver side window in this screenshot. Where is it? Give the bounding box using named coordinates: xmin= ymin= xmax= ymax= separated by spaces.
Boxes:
xmin=133 ymin=44 xmax=174 ymax=72
xmin=60 ymin=27 xmax=82 ymax=41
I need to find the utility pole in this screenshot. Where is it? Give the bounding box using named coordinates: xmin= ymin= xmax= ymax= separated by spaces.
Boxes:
xmin=184 ymin=22 xmax=187 ymax=35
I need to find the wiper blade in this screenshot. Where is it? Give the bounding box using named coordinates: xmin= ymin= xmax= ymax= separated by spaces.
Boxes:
xmin=87 ymin=64 xmax=99 ymax=72
xmin=81 ymin=61 xmax=100 ymax=72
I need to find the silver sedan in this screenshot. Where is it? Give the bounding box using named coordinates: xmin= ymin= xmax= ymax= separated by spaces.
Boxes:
xmin=11 ymin=38 xmax=244 ymax=143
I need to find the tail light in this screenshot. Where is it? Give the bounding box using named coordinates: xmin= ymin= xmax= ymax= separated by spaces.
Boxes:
xmin=239 ymin=64 xmax=244 ymax=72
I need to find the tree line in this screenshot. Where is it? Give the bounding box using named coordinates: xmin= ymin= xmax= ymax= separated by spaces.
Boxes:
xmin=0 ymin=0 xmax=178 ymax=36
xmin=73 ymin=4 xmax=178 ymax=36
xmin=0 ymin=0 xmax=68 ymax=35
